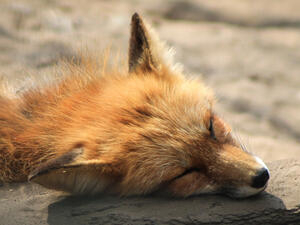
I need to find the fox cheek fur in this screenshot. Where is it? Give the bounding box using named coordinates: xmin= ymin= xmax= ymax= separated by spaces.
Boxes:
xmin=0 ymin=13 xmax=269 ymax=198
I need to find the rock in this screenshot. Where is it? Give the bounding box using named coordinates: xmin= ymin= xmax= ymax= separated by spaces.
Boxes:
xmin=0 ymin=159 xmax=299 ymax=225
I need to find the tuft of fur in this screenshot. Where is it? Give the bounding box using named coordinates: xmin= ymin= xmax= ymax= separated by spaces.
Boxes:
xmin=0 ymin=13 xmax=268 ymax=198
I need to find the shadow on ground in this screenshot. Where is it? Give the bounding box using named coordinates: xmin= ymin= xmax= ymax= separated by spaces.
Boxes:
xmin=47 ymin=192 xmax=287 ymax=225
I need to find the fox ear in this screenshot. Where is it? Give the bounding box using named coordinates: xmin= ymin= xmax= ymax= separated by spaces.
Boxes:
xmin=28 ymin=147 xmax=119 ymax=194
xmin=128 ymin=13 xmax=176 ymax=73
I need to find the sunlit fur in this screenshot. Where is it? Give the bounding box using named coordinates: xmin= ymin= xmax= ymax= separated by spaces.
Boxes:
xmin=0 ymin=13 xmax=268 ymax=198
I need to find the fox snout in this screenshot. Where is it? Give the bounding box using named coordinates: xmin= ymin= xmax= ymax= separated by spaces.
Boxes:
xmin=218 ymin=155 xmax=270 ymax=198
xmin=223 ymin=166 xmax=269 ymax=198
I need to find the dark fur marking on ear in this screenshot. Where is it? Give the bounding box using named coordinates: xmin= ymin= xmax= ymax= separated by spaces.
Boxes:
xmin=28 ymin=147 xmax=84 ymax=181
xmin=128 ymin=13 xmax=156 ymax=72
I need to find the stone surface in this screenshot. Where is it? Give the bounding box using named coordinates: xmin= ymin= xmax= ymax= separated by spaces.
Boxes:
xmin=0 ymin=160 xmax=299 ymax=225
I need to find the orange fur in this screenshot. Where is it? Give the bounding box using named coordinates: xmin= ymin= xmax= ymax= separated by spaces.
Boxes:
xmin=0 ymin=13 xmax=269 ymax=198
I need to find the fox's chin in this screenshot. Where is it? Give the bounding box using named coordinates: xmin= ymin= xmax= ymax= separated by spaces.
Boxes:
xmin=222 ymin=184 xmax=268 ymax=199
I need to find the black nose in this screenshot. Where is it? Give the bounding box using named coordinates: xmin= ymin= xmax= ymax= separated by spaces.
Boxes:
xmin=251 ymin=168 xmax=270 ymax=189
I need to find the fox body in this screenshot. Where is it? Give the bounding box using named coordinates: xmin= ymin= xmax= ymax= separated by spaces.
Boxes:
xmin=0 ymin=13 xmax=269 ymax=198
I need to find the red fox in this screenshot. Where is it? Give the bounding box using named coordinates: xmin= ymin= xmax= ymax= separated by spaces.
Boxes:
xmin=0 ymin=13 xmax=269 ymax=198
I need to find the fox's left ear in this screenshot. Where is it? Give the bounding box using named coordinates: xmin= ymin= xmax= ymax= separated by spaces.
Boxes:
xmin=128 ymin=13 xmax=178 ymax=73
xmin=28 ymin=147 xmax=120 ymax=194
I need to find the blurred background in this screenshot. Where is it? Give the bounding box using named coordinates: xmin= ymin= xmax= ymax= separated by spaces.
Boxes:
xmin=0 ymin=0 xmax=299 ymax=162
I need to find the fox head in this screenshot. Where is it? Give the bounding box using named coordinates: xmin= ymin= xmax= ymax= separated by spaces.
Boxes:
xmin=29 ymin=13 xmax=269 ymax=198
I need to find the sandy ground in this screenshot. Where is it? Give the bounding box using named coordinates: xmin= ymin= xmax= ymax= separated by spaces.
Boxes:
xmin=0 ymin=0 xmax=299 ymax=162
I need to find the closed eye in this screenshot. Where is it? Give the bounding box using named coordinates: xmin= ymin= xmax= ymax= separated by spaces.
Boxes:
xmin=209 ymin=117 xmax=217 ymax=140
xmin=172 ymin=168 xmax=201 ymax=180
